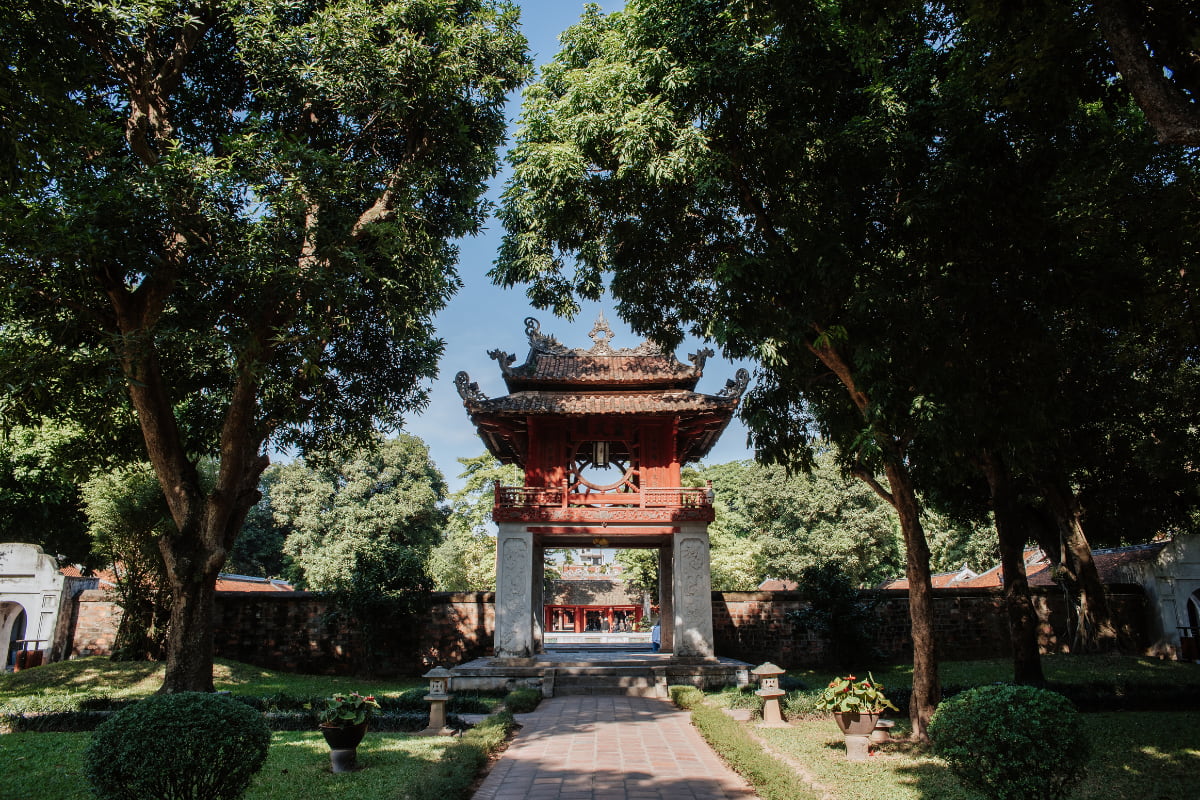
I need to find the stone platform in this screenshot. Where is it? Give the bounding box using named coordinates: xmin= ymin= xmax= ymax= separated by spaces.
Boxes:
xmin=450 ymin=647 xmax=752 ymax=697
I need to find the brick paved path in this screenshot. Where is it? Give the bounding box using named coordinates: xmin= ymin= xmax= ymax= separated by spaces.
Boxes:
xmin=471 ymin=696 xmax=760 ymax=800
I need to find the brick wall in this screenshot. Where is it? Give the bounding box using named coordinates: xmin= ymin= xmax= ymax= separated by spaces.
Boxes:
xmin=712 ymin=585 xmax=1150 ymax=668
xmin=72 ymin=590 xmax=496 ymax=676
xmin=70 ymin=585 xmax=1150 ymax=674
xmin=71 ymin=589 xmax=122 ymax=657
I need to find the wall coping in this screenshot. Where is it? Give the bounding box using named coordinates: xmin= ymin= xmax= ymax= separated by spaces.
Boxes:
xmin=209 ymin=590 xmax=497 ymax=603
xmin=714 ymin=584 xmax=1147 ymax=602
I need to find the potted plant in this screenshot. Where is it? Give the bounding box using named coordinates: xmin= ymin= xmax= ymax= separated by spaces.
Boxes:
xmin=314 ymin=691 xmax=380 ymax=771
xmin=814 ymin=673 xmax=898 ymax=737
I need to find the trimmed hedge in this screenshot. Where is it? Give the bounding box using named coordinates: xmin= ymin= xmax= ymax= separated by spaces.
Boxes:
xmin=85 ymin=692 xmax=270 ymax=800
xmin=502 ymin=687 xmax=542 ymax=713
xmin=930 ymin=685 xmax=1090 ymax=800
xmin=408 ymin=712 xmax=517 ymax=800
xmin=3 ymin=707 xmax=468 ymax=733
xmin=670 ymin=686 xmax=820 ymax=800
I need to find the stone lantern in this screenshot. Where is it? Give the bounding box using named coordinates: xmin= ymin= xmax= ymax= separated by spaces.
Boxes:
xmin=421 ymin=666 xmax=454 ymax=736
xmin=752 ymin=662 xmax=788 ymax=727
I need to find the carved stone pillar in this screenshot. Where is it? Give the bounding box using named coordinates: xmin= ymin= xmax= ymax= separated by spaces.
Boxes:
xmin=658 ymin=543 xmax=675 ymax=654
xmin=672 ymin=523 xmax=714 ymax=658
xmin=532 ymin=544 xmax=545 ymax=654
xmin=495 ymin=525 xmax=535 ymax=658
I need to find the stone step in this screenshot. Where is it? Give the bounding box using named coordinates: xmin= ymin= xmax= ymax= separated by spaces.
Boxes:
xmin=555 ymin=683 xmax=664 ymax=697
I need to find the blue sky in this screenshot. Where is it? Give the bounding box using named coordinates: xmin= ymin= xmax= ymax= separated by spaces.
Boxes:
xmin=400 ymin=0 xmax=756 ymax=491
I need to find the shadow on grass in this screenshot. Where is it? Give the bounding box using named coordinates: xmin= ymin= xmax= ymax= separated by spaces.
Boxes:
xmin=890 ymin=711 xmax=1200 ymax=800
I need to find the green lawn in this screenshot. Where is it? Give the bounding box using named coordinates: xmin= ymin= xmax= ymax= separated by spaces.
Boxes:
xmin=789 ymin=653 xmax=1200 ymax=690
xmin=0 ymin=656 xmax=425 ymax=711
xmin=754 ymin=711 xmax=1200 ymax=800
xmin=0 ymin=730 xmax=452 ymax=800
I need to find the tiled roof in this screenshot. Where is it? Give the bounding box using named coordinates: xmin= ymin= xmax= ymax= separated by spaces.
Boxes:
xmin=216 ymin=574 xmax=294 ymax=592
xmin=470 ymin=390 xmax=738 ymax=416
xmin=880 ymin=565 xmax=979 ymax=590
xmin=758 ymin=578 xmax=799 ymax=591
xmin=60 ymin=566 xmax=291 ymax=592
xmin=515 ymin=354 xmax=697 ymax=384
xmin=883 ymin=542 xmax=1169 ymax=590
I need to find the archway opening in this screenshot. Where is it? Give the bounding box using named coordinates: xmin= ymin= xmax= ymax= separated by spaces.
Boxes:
xmin=2 ymin=603 xmax=28 ymax=672
xmin=543 ymin=547 xmax=658 ymax=647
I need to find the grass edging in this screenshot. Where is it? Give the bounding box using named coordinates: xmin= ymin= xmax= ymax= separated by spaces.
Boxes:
xmin=669 ymin=686 xmax=822 ymax=800
xmin=406 ymin=711 xmax=517 ymax=800
xmin=1 ymin=708 xmax=468 ymax=734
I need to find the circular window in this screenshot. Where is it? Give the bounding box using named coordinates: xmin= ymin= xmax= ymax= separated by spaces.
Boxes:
xmin=569 ymin=440 xmax=638 ymax=493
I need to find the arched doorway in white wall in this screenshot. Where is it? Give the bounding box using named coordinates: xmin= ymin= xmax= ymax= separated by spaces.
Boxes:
xmin=1181 ymin=590 xmax=1200 ymax=662
xmin=2 ymin=602 xmax=27 ymax=671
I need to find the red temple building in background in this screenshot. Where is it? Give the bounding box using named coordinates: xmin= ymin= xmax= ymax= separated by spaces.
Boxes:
xmin=456 ymin=315 xmax=748 ymax=658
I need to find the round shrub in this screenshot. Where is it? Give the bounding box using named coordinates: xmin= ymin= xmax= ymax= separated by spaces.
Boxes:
xmin=929 ymin=684 xmax=1090 ymax=800
xmin=85 ymin=691 xmax=271 ymax=800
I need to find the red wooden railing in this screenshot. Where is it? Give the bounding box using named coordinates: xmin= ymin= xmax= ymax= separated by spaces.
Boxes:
xmin=494 ymin=482 xmax=713 ymax=510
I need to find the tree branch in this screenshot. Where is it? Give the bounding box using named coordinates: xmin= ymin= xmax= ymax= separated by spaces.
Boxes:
xmin=851 ymin=464 xmax=895 ymax=507
xmin=1096 ymin=0 xmax=1200 ymax=146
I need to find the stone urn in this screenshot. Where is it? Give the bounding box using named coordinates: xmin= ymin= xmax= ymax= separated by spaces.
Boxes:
xmin=320 ymin=721 xmax=368 ymax=772
xmin=833 ymin=711 xmax=881 ymax=762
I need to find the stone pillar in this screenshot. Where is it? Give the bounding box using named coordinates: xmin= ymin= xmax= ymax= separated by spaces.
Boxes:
xmin=658 ymin=543 xmax=675 ymax=654
xmin=672 ymin=524 xmax=714 ymax=658
xmin=532 ymin=544 xmax=545 ymax=654
xmin=494 ymin=525 xmax=535 ymax=658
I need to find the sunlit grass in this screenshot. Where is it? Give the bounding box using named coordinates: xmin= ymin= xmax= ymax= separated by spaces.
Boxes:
xmin=0 ymin=657 xmax=425 ymax=711
xmin=0 ymin=730 xmax=453 ymax=800
xmin=752 ymin=711 xmax=1200 ymax=800
xmin=787 ymin=653 xmax=1200 ymax=690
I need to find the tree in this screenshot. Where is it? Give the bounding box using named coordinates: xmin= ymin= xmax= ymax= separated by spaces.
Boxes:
xmin=427 ymin=453 xmax=521 ymax=591
xmin=0 ymin=424 xmax=94 ymax=567
xmin=958 ymin=1 xmax=1200 ymax=146
xmin=81 ymin=464 xmax=177 ymax=660
xmin=0 ymin=0 xmax=529 ymax=691
xmin=495 ymin=0 xmax=948 ymax=737
xmin=225 ymin=465 xmax=290 ymax=579
xmin=495 ymin=0 xmax=1197 ymax=732
xmin=698 ymin=457 xmax=904 ymax=589
xmin=272 ymin=434 xmax=447 ymax=592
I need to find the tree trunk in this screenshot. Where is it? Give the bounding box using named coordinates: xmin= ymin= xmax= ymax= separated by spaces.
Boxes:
xmin=882 ymin=459 xmax=940 ymax=743
xmin=157 ymin=483 xmax=261 ymax=692
xmin=808 ymin=335 xmax=939 ymax=742
xmin=980 ymin=451 xmax=1045 ymax=685
xmin=1041 ymin=479 xmax=1119 ymax=653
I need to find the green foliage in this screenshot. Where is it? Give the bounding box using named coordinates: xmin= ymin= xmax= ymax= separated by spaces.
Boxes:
xmin=427 ymin=453 xmax=520 ymax=591
xmin=501 ymin=687 xmax=541 ymax=714
xmin=226 ymin=466 xmax=290 ymax=579
xmin=275 ymin=435 xmax=446 ymax=593
xmin=407 ymin=712 xmax=516 ymax=800
xmin=673 ymin=690 xmax=821 ymax=800
xmin=315 ymin=691 xmax=380 ymax=727
xmin=930 ymin=684 xmax=1090 ymax=800
xmin=81 ymin=463 xmax=180 ymax=660
xmin=270 ymin=436 xmax=446 ymax=670
xmin=614 ymin=548 xmax=658 ymax=601
xmin=698 ymin=456 xmax=905 ymax=589
xmin=812 ymin=673 xmax=898 ymax=714
xmin=787 ymin=562 xmax=880 ymax=668
xmin=85 ymin=692 xmax=271 ymax=800
xmin=0 ymin=0 xmax=530 ymax=689
xmin=0 ymin=423 xmax=95 ymax=565
xmin=669 ymin=685 xmax=705 ymax=709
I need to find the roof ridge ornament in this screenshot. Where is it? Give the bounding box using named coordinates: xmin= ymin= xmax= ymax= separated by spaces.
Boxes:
xmin=688 ymin=347 xmax=715 ymax=374
xmin=525 ymin=317 xmax=571 ymax=355
xmin=487 ymin=348 xmax=517 ymax=376
xmin=454 ymin=371 xmax=488 ymax=404
xmin=587 ymin=312 xmax=616 ymax=355
xmin=718 ymin=368 xmax=751 ymax=399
